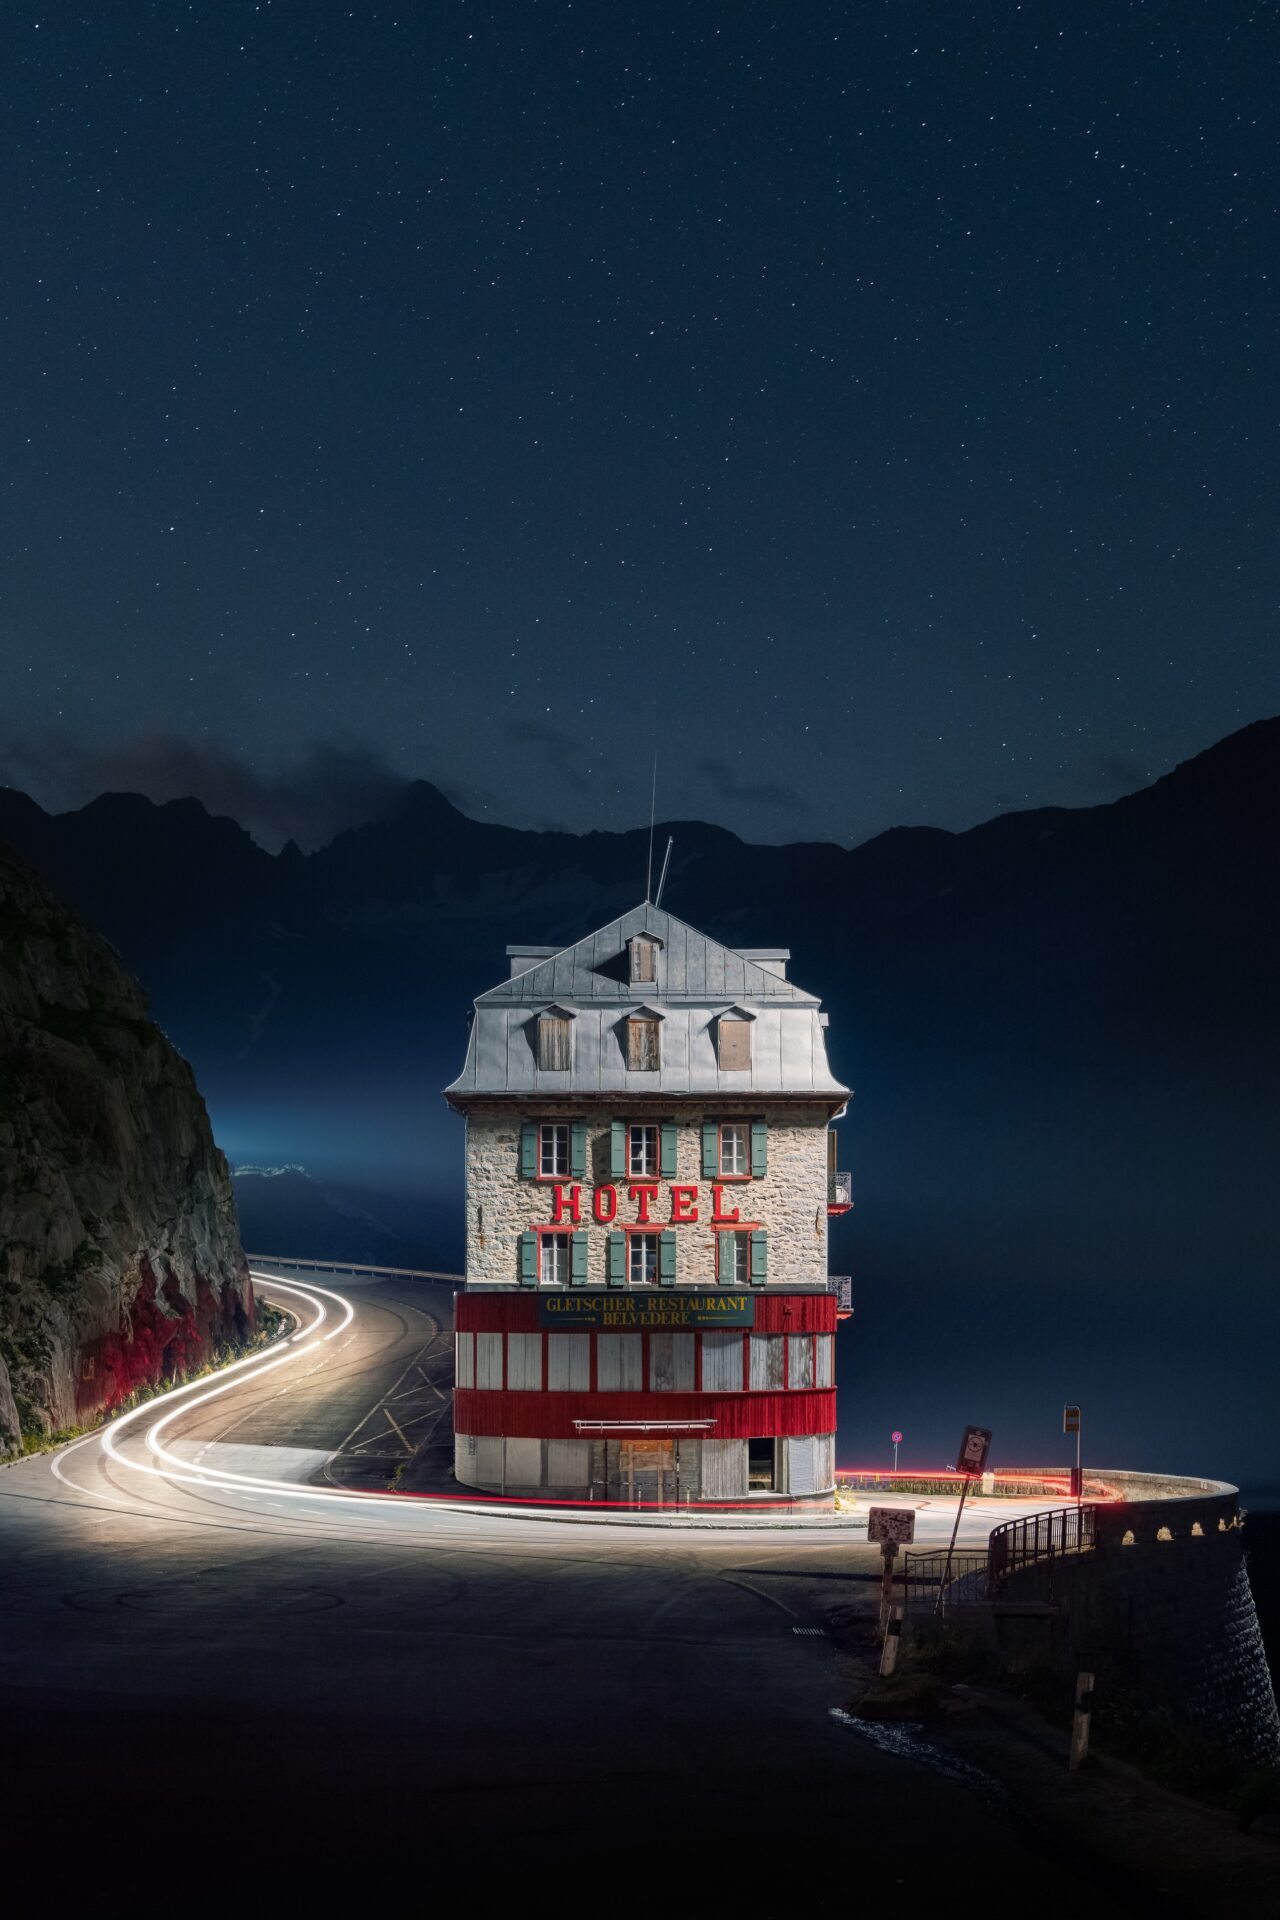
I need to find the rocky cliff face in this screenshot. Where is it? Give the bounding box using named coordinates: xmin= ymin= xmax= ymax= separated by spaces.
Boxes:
xmin=0 ymin=843 xmax=252 ymax=1453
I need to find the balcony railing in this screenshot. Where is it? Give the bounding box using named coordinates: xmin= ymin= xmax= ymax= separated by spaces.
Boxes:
xmin=827 ymin=1170 xmax=853 ymax=1213
xmin=827 ymin=1276 xmax=853 ymax=1317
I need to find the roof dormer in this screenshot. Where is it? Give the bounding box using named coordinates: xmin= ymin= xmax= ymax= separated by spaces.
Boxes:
xmin=627 ymin=932 xmax=663 ymax=985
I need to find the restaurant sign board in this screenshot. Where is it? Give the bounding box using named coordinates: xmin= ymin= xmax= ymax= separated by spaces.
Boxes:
xmin=538 ymin=1294 xmax=756 ymax=1329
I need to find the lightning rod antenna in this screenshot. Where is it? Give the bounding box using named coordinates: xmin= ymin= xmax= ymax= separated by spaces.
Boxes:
xmin=654 ymin=835 xmax=674 ymax=909
xmin=645 ymin=752 xmax=658 ymax=901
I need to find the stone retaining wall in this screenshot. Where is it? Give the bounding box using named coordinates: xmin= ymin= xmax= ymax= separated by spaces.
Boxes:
xmin=992 ymin=1474 xmax=1279 ymax=1762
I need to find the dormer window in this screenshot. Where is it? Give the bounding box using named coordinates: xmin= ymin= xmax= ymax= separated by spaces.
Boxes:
xmin=626 ymin=1013 xmax=661 ymax=1071
xmin=628 ymin=936 xmax=658 ymax=984
xmin=536 ymin=1007 xmax=574 ymax=1070
xmin=716 ymin=1007 xmax=755 ymax=1071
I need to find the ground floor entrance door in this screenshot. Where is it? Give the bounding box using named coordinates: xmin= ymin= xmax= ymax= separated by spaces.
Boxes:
xmin=612 ymin=1438 xmax=678 ymax=1507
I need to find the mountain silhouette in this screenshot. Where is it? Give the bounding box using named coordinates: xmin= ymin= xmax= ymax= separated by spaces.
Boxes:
xmin=2 ymin=717 xmax=1277 ymax=1477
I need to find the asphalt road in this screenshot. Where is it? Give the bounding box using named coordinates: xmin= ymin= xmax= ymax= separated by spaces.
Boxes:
xmin=0 ymin=1271 xmax=1151 ymax=1904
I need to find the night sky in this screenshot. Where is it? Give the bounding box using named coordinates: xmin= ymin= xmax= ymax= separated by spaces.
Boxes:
xmin=3 ymin=3 xmax=1277 ymax=849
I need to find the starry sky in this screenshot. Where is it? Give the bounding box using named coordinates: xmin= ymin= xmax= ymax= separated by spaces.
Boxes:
xmin=3 ymin=2 xmax=1277 ymax=849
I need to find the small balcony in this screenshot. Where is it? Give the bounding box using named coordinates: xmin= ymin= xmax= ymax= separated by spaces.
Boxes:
xmin=827 ymin=1276 xmax=853 ymax=1319
xmin=827 ymin=1170 xmax=853 ymax=1214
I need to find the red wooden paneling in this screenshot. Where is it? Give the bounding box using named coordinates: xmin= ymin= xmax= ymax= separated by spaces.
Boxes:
xmin=457 ymin=1291 xmax=836 ymax=1333
xmin=453 ymin=1387 xmax=836 ymax=1440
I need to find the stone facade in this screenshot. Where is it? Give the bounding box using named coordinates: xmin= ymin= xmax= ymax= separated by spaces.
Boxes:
xmin=463 ymin=1101 xmax=831 ymax=1290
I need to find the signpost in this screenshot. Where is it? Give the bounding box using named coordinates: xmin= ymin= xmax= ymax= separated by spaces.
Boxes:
xmin=890 ymin=1430 xmax=902 ymax=1471
xmin=1064 ymin=1404 xmax=1082 ymax=1503
xmin=937 ymin=1425 xmax=992 ymax=1612
xmin=868 ymin=1506 xmax=915 ymax=1642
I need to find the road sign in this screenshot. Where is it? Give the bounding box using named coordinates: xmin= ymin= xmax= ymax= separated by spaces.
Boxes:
xmin=890 ymin=1430 xmax=903 ymax=1445
xmin=867 ymin=1506 xmax=916 ymax=1545
xmin=956 ymin=1425 xmax=992 ymax=1476
xmin=1063 ymin=1405 xmax=1081 ymax=1434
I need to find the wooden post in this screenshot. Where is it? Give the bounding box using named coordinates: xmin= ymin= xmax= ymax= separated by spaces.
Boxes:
xmin=879 ymin=1605 xmax=902 ymax=1677
xmin=879 ymin=1539 xmax=898 ymax=1629
xmin=1069 ymin=1670 xmax=1094 ymax=1771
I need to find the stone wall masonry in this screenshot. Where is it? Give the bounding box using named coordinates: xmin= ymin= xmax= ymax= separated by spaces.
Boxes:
xmin=993 ymin=1487 xmax=1280 ymax=1763
xmin=462 ymin=1103 xmax=831 ymax=1288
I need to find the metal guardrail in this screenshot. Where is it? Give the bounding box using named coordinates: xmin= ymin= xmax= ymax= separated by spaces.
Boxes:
xmin=987 ymin=1502 xmax=1098 ymax=1589
xmin=247 ymin=1255 xmax=465 ymax=1285
xmin=902 ymin=1549 xmax=990 ymax=1617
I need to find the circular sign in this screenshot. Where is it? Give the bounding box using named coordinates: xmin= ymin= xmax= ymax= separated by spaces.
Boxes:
xmin=891 ymin=1431 xmax=903 ymax=1445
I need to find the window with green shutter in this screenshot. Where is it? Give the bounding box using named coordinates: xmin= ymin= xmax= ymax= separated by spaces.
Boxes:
xmin=571 ymin=1231 xmax=588 ymax=1287
xmin=520 ymin=1124 xmax=538 ymax=1178
xmin=610 ymin=1119 xmax=626 ymax=1178
xmin=607 ymin=1231 xmax=626 ymax=1287
xmin=658 ymin=1229 xmax=677 ymax=1287
xmin=750 ymin=1118 xmax=768 ymax=1177
xmin=701 ymin=1121 xmax=718 ymax=1180
xmin=749 ymin=1229 xmax=768 ymax=1286
xmin=519 ymin=1229 xmax=538 ymax=1285
xmin=660 ymin=1121 xmax=677 ymax=1179
xmin=570 ymin=1121 xmax=587 ymax=1180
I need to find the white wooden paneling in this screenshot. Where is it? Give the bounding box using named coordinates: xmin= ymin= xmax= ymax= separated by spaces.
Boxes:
xmin=749 ymin=1333 xmax=785 ymax=1389
xmin=815 ymin=1333 xmax=834 ymax=1388
xmin=506 ymin=1332 xmax=543 ymax=1391
xmin=476 ymin=1331 xmax=504 ymax=1390
xmin=455 ymin=1331 xmax=475 ymax=1389
xmin=454 ymin=1433 xmax=479 ymax=1485
xmin=650 ymin=1330 xmax=695 ymax=1391
xmin=703 ymin=1330 xmax=744 ymax=1392
xmin=547 ymin=1439 xmax=592 ymax=1487
xmin=701 ymin=1437 xmax=748 ymax=1498
xmin=474 ymin=1435 xmax=504 ymax=1484
xmin=788 ymin=1334 xmax=814 ymax=1390
xmin=547 ymin=1333 xmax=591 ymax=1390
xmin=788 ymin=1435 xmax=818 ymax=1496
xmin=597 ymin=1332 xmax=642 ymax=1391
xmin=504 ymin=1437 xmax=542 ymax=1487
xmin=815 ymin=1434 xmax=835 ymax=1491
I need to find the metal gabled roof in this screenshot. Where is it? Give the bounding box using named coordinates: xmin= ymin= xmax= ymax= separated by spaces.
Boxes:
xmin=479 ymin=903 xmax=820 ymax=1008
xmin=446 ymin=903 xmax=850 ymax=1102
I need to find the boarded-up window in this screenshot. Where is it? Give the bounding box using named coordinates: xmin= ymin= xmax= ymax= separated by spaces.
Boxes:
xmin=787 ymin=1335 xmax=814 ymax=1389
xmin=507 ymin=1332 xmax=543 ymax=1391
xmin=627 ymin=1017 xmax=661 ymax=1071
xmin=718 ymin=1018 xmax=751 ymax=1071
xmin=597 ymin=1332 xmax=643 ymax=1391
xmin=749 ymin=1333 xmax=785 ymax=1389
xmin=538 ymin=1015 xmax=571 ymax=1070
xmin=455 ymin=1331 xmax=475 ymax=1389
xmin=547 ymin=1333 xmax=590 ymax=1391
xmin=702 ymin=1330 xmax=744 ymax=1392
xmin=650 ymin=1330 xmax=695 ymax=1391
xmin=815 ymin=1333 xmax=834 ymax=1388
xmin=547 ymin=1439 xmax=592 ymax=1487
xmin=476 ymin=1331 xmax=504 ymax=1390
xmin=629 ymin=937 xmax=656 ymax=983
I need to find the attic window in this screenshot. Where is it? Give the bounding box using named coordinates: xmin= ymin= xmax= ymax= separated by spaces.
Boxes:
xmin=537 ymin=1013 xmax=572 ymax=1071
xmin=718 ymin=1017 xmax=751 ymax=1072
xmin=627 ymin=1016 xmax=661 ymax=1072
xmin=629 ymin=937 xmax=657 ymax=984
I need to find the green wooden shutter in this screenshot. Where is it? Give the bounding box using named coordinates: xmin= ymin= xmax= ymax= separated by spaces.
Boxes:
xmin=749 ymin=1229 xmax=768 ymax=1286
xmin=570 ymin=1121 xmax=587 ymax=1180
xmin=519 ymin=1229 xmax=538 ymax=1285
xmin=658 ymin=1229 xmax=677 ymax=1287
xmin=607 ymin=1232 xmax=626 ymax=1287
xmin=701 ymin=1121 xmax=718 ymax=1180
xmin=610 ymin=1119 xmax=626 ymax=1178
xmin=660 ymin=1121 xmax=677 ymax=1179
xmin=750 ymin=1118 xmax=768 ymax=1177
xmin=571 ymin=1230 xmax=588 ymax=1287
xmin=520 ymin=1123 xmax=538 ymax=1179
